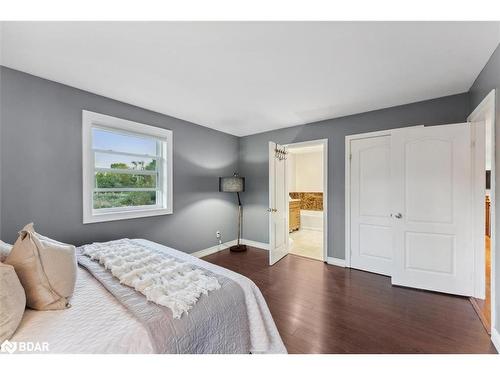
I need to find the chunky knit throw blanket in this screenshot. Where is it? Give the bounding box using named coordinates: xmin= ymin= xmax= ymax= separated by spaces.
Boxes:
xmin=81 ymin=239 xmax=221 ymax=318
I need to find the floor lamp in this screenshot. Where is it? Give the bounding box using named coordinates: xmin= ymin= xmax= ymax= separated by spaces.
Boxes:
xmin=219 ymin=173 xmax=247 ymax=252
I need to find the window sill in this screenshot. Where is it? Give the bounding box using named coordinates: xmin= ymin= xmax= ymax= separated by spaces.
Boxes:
xmin=83 ymin=207 xmax=172 ymax=224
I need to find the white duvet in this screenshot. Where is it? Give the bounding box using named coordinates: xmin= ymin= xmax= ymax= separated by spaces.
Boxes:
xmin=11 ymin=239 xmax=286 ymax=354
xmin=12 ymin=265 xmax=154 ymax=354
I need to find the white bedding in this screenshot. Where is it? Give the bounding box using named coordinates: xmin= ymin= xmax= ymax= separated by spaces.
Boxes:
xmin=11 ymin=239 xmax=286 ymax=354
xmin=12 ymin=266 xmax=154 ymax=354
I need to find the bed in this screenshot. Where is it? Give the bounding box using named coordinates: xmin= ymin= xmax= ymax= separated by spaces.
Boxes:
xmin=11 ymin=239 xmax=286 ymax=354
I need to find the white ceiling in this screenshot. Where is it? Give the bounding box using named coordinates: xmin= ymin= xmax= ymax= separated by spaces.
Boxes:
xmin=1 ymin=22 xmax=499 ymax=136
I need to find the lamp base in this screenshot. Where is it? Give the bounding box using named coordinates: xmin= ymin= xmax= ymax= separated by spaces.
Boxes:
xmin=230 ymin=244 xmax=247 ymax=252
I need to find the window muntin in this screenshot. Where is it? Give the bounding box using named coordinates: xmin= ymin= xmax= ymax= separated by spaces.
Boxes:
xmin=94 ymin=172 xmax=157 ymax=190
xmin=94 ymin=151 xmax=157 ymax=171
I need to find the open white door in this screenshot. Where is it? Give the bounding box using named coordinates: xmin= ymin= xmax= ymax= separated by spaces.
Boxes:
xmin=391 ymin=123 xmax=474 ymax=296
xmin=269 ymin=142 xmax=288 ymax=265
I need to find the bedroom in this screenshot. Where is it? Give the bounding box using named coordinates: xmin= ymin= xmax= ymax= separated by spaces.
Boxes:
xmin=1 ymin=1 xmax=500 ymax=371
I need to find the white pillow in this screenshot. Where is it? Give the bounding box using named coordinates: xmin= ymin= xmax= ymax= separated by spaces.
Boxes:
xmin=0 ymin=240 xmax=13 ymax=263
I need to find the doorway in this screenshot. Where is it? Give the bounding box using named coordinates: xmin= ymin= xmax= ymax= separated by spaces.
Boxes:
xmin=287 ymin=141 xmax=327 ymax=262
xmin=268 ymin=139 xmax=328 ymax=265
xmin=469 ymin=89 xmax=496 ymax=335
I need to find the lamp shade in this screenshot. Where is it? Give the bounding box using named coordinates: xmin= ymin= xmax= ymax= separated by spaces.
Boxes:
xmin=219 ymin=176 xmax=245 ymax=192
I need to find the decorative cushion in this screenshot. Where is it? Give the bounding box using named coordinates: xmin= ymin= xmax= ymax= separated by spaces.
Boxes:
xmin=0 ymin=240 xmax=12 ymax=263
xmin=5 ymin=223 xmax=77 ymax=310
xmin=0 ymin=262 xmax=26 ymax=342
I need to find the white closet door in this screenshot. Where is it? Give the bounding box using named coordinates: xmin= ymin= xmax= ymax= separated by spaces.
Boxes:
xmin=269 ymin=142 xmax=289 ymax=265
xmin=350 ymin=136 xmax=393 ymax=275
xmin=390 ymin=123 xmax=474 ymax=296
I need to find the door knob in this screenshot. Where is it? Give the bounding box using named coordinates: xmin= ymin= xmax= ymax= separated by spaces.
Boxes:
xmin=394 ymin=213 xmax=402 ymax=219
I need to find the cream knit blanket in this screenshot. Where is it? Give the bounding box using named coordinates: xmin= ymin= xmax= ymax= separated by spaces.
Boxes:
xmin=81 ymin=239 xmax=220 ymax=318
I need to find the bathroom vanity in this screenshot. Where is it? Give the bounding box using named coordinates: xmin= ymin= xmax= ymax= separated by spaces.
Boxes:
xmin=289 ymin=199 xmax=301 ymax=232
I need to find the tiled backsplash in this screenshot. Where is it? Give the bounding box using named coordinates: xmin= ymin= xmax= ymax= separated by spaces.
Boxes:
xmin=289 ymin=192 xmax=323 ymax=211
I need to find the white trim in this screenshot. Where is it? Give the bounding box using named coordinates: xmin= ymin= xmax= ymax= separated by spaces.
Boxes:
xmin=93 ymin=148 xmax=160 ymax=160
xmin=470 ymin=120 xmax=486 ymax=299
xmin=345 ymin=129 xmax=394 ymax=142
xmin=88 ymin=111 xmax=172 ymax=138
xmin=468 ymin=89 xmax=496 ymax=336
xmin=285 ymin=139 xmax=328 ymax=262
xmin=94 ymin=168 xmax=157 ymax=176
xmin=268 ymin=142 xmax=275 ymax=264
xmin=191 ymin=240 xmax=237 ymax=258
xmin=345 ymin=130 xmax=392 ymax=268
xmin=94 ymin=188 xmax=157 ymax=192
xmin=192 ymin=239 xmax=269 ymax=258
xmin=82 ymin=110 xmax=173 ymax=224
xmin=327 ymin=257 xmax=346 ymax=267
xmin=492 ymin=328 xmax=500 ymax=353
xmin=241 ymin=239 xmax=270 ymax=250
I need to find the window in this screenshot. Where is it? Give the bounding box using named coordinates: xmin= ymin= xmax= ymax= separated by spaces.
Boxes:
xmin=82 ymin=110 xmax=172 ymax=223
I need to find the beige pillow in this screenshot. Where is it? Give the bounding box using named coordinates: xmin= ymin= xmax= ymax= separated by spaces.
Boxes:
xmin=0 ymin=240 xmax=12 ymax=263
xmin=5 ymin=223 xmax=77 ymax=310
xmin=0 ymin=262 xmax=26 ymax=342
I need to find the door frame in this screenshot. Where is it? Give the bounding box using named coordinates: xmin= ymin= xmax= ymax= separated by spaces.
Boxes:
xmin=468 ymin=89 xmax=496 ymax=333
xmin=284 ymin=139 xmax=328 ymax=262
xmin=345 ymin=129 xmax=393 ymax=268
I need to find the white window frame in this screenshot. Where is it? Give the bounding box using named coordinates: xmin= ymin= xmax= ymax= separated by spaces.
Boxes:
xmin=82 ymin=110 xmax=173 ymax=224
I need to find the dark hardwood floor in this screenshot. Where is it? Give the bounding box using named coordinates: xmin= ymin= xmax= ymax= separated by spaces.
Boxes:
xmin=203 ymin=247 xmax=497 ymax=354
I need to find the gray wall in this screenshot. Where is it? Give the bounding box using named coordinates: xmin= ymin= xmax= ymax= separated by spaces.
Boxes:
xmin=469 ymin=42 xmax=500 ymax=334
xmin=0 ymin=67 xmax=239 ymax=253
xmin=239 ymin=93 xmax=471 ymax=259
xmin=0 ymin=66 xmax=2 ymax=237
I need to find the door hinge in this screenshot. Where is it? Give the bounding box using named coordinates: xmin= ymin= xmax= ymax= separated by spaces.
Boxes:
xmin=349 ymin=153 xmax=352 ymax=161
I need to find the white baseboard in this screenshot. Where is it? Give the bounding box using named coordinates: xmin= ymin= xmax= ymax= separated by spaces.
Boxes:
xmin=191 ymin=240 xmax=237 ymax=258
xmin=492 ymin=327 xmax=500 ymax=353
xmin=241 ymin=239 xmax=269 ymax=250
xmin=192 ymin=238 xmax=269 ymax=258
xmin=327 ymin=257 xmax=346 ymax=267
